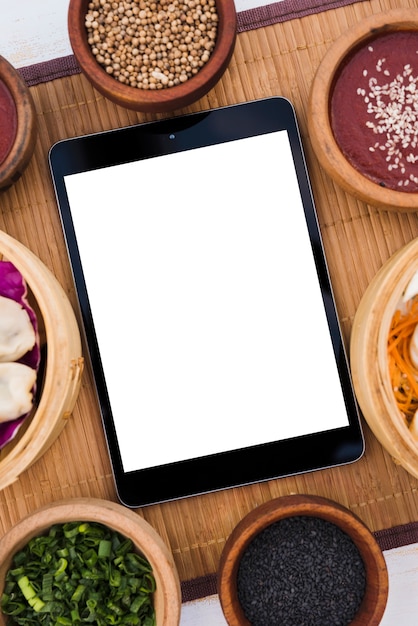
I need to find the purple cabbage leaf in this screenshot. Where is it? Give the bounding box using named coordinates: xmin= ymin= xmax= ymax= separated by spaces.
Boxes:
xmin=0 ymin=261 xmax=40 ymax=449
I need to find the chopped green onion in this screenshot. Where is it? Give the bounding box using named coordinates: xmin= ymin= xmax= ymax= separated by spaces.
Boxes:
xmin=17 ymin=576 xmax=45 ymax=612
xmin=98 ymin=540 xmax=112 ymax=559
xmin=54 ymin=557 xmax=68 ymax=577
xmin=1 ymin=522 xmax=156 ymax=625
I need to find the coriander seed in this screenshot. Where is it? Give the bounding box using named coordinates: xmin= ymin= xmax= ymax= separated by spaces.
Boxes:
xmin=85 ymin=0 xmax=219 ymax=90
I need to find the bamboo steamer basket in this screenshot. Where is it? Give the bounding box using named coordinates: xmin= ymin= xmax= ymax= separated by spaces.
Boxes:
xmin=0 ymin=230 xmax=84 ymax=489
xmin=350 ymin=238 xmax=418 ymax=477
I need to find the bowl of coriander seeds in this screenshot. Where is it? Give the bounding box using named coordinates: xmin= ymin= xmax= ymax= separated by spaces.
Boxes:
xmin=68 ymin=0 xmax=237 ymax=113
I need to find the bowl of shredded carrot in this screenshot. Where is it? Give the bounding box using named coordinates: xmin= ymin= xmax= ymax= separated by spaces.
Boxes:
xmin=350 ymin=237 xmax=418 ymax=478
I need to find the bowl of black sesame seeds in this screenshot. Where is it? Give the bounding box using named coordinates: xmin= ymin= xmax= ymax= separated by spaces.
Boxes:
xmin=308 ymin=9 xmax=418 ymax=212
xmin=217 ymin=494 xmax=388 ymax=626
xmin=68 ymin=0 xmax=237 ymax=113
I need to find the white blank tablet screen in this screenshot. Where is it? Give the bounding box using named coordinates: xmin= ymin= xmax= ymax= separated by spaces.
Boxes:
xmin=64 ymin=130 xmax=349 ymax=473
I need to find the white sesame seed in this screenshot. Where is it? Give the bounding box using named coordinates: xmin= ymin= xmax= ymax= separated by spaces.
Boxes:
xmin=355 ymin=55 xmax=418 ymax=184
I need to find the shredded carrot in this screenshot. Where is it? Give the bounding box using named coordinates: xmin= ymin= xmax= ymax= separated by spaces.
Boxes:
xmin=388 ymin=296 xmax=418 ymax=424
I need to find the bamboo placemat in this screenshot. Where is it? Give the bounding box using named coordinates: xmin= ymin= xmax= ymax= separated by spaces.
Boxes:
xmin=0 ymin=0 xmax=418 ymax=585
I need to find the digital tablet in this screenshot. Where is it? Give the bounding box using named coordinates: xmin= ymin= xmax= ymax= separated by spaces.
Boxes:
xmin=49 ymin=97 xmax=364 ymax=508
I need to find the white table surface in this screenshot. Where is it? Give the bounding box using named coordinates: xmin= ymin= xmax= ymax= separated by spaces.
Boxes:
xmin=1 ymin=0 xmax=270 ymax=69
xmin=2 ymin=3 xmax=418 ymax=624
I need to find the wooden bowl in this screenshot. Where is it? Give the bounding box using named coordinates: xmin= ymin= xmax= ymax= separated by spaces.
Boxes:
xmin=0 ymin=498 xmax=181 ymax=626
xmin=0 ymin=56 xmax=37 ymax=189
xmin=218 ymin=494 xmax=388 ymax=626
xmin=0 ymin=230 xmax=84 ymax=490
xmin=350 ymin=238 xmax=418 ymax=478
xmin=308 ymin=9 xmax=418 ymax=212
xmin=68 ymin=0 xmax=237 ymax=113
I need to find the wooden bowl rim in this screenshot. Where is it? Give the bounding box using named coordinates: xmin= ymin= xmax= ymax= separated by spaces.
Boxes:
xmin=308 ymin=8 xmax=418 ymax=212
xmin=68 ymin=0 xmax=237 ymax=112
xmin=0 ymin=56 xmax=37 ymax=188
xmin=0 ymin=498 xmax=181 ymax=626
xmin=218 ymin=494 xmax=388 ymax=626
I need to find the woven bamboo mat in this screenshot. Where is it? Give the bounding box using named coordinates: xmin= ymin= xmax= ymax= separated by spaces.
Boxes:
xmin=0 ymin=0 xmax=418 ymax=585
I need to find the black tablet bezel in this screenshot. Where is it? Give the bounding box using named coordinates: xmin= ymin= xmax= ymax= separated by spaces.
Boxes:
xmin=49 ymin=97 xmax=364 ymax=508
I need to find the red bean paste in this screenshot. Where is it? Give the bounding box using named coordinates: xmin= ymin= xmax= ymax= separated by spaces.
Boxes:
xmin=331 ymin=31 xmax=418 ymax=192
xmin=0 ymin=78 xmax=17 ymax=166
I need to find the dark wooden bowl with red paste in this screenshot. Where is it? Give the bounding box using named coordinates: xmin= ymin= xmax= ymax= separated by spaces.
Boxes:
xmin=308 ymin=9 xmax=418 ymax=212
xmin=218 ymin=494 xmax=388 ymax=626
xmin=0 ymin=57 xmax=37 ymax=190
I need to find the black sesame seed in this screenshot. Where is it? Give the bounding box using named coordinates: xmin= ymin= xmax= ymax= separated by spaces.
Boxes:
xmin=236 ymin=516 xmax=366 ymax=626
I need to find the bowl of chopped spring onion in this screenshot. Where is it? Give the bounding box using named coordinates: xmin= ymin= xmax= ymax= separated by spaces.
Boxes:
xmin=351 ymin=237 xmax=418 ymax=479
xmin=0 ymin=498 xmax=181 ymax=626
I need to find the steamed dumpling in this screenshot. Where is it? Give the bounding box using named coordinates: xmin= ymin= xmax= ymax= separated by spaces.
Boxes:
xmin=0 ymin=295 xmax=36 ymax=362
xmin=0 ymin=362 xmax=36 ymax=422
